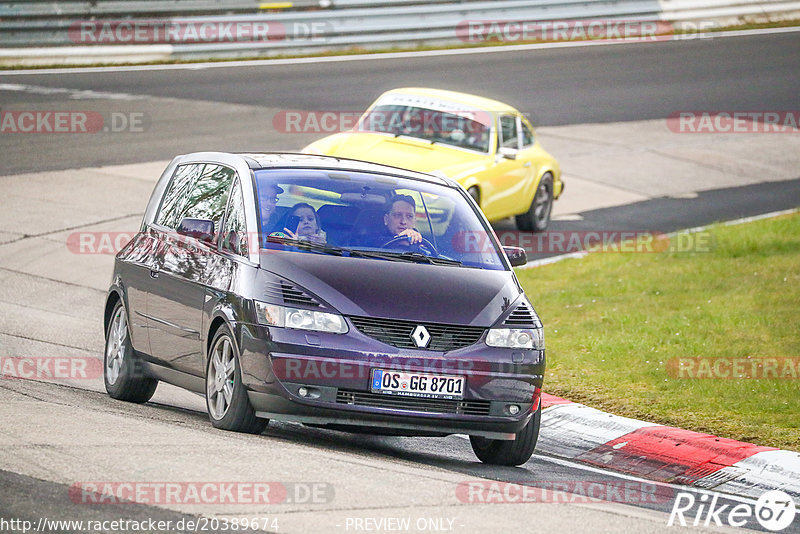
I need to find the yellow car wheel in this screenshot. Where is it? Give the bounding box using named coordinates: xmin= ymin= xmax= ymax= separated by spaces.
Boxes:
xmin=516 ymin=174 xmax=553 ymax=232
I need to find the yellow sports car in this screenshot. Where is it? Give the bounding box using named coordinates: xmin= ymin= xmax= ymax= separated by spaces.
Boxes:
xmin=303 ymin=87 xmax=563 ymax=231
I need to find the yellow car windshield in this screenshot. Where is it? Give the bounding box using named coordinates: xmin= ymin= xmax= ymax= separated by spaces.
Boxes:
xmin=358 ymin=104 xmax=491 ymax=153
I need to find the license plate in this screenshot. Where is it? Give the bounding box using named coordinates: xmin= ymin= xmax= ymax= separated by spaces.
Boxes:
xmin=370 ymin=369 xmax=465 ymax=400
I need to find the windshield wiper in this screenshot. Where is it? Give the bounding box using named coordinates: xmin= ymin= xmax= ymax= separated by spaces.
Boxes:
xmin=393 ymin=132 xmax=430 ymax=143
xmin=348 ymin=249 xmax=462 ymax=266
xmin=345 ymin=249 xmax=406 ymax=262
xmin=266 ymin=235 xmax=345 ymax=256
xmin=267 ymin=238 xmax=464 ymax=266
xmin=397 ymin=251 xmax=462 ymax=266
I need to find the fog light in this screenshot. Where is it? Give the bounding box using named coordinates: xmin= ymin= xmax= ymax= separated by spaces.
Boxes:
xmin=298 ymin=387 xmax=309 ymax=398
xmin=508 ymin=404 xmax=520 ymax=415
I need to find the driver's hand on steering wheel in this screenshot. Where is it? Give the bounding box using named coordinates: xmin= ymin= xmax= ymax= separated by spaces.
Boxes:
xmin=395 ymin=228 xmax=422 ymax=244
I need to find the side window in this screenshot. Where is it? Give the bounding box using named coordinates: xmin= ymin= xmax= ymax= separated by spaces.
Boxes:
xmin=180 ymin=164 xmax=235 ymax=234
xmin=521 ymin=120 xmax=535 ymax=147
xmin=221 ymin=178 xmax=248 ymax=257
xmin=155 ymin=164 xmax=202 ymax=229
xmin=499 ymin=115 xmax=519 ymax=149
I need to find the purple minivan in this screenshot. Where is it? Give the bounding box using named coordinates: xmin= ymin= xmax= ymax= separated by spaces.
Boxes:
xmin=104 ymin=152 xmax=545 ymax=465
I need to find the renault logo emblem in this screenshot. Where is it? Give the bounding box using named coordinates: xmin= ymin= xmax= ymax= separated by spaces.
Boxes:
xmin=411 ymin=325 xmax=431 ymax=348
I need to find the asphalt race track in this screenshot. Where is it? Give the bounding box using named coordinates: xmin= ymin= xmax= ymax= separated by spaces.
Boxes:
xmin=1 ymin=30 xmax=799 ymax=533
xmin=1 ymin=31 xmax=799 ymax=173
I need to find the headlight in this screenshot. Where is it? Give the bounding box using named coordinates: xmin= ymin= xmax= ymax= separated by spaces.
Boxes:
xmin=486 ymin=327 xmax=544 ymax=350
xmin=255 ymin=301 xmax=348 ymax=334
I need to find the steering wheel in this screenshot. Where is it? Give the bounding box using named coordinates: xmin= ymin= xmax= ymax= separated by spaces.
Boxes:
xmin=381 ymin=235 xmax=438 ymax=257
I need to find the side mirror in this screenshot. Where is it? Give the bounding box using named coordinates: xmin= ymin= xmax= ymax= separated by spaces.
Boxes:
xmin=177 ymin=217 xmax=215 ymax=244
xmin=498 ymin=146 xmax=518 ymax=160
xmin=503 ymin=246 xmax=527 ymax=267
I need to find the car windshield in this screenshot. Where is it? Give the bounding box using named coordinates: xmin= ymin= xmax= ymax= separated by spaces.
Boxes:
xmin=255 ymin=168 xmax=506 ymax=270
xmin=356 ymin=96 xmax=492 ymax=153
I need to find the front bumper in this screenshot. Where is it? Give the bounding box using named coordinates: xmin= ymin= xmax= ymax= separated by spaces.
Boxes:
xmin=237 ymin=322 xmax=545 ymax=438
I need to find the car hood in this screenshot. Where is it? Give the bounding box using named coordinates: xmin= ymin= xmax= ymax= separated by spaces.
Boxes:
xmin=305 ymin=132 xmax=490 ymax=181
xmin=258 ymin=251 xmax=520 ymax=327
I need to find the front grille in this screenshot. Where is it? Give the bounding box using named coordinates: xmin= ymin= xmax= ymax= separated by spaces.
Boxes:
xmin=264 ymin=280 xmax=320 ymax=307
xmin=503 ymin=302 xmax=537 ymax=326
xmin=336 ymin=389 xmax=491 ymax=416
xmin=348 ymin=316 xmax=485 ymax=351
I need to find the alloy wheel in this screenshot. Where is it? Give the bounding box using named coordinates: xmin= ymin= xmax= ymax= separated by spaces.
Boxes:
xmin=207 ymin=336 xmax=236 ymax=420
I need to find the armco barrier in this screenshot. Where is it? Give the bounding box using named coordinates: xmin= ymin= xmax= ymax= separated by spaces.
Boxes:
xmin=3 ymin=0 xmax=664 ymax=47
xmin=1 ymin=0 xmax=799 ymax=65
xmin=0 ymin=1 xmax=321 ymax=17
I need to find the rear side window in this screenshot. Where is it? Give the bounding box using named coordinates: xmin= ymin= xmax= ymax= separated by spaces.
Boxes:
xmin=156 ymin=164 xmax=201 ymax=229
xmin=521 ymin=120 xmax=535 ymax=147
xmin=499 ymin=115 xmax=519 ymax=149
xmin=155 ymin=163 xmax=235 ymax=233
xmin=181 ymin=165 xmax=234 ymax=233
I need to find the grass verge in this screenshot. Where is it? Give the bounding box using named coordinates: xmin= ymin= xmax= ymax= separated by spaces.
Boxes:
xmin=516 ymin=212 xmax=800 ymax=451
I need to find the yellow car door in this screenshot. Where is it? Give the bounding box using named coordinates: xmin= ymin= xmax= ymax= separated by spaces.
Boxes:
xmin=480 ymin=114 xmax=534 ymax=220
xmin=515 ymin=115 xmax=542 ymax=211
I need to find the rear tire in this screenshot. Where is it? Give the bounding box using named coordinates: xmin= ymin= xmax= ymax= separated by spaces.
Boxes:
xmin=515 ymin=174 xmax=553 ymax=232
xmin=104 ymin=301 xmax=158 ymax=403
xmin=470 ymin=404 xmax=541 ymax=466
xmin=205 ymin=325 xmax=268 ymax=434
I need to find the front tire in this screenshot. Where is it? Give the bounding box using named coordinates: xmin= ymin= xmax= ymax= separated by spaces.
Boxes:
xmin=205 ymin=325 xmax=267 ymax=434
xmin=516 ymin=174 xmax=553 ymax=232
xmin=470 ymin=404 xmax=541 ymax=466
xmin=104 ymin=301 xmax=158 ymax=403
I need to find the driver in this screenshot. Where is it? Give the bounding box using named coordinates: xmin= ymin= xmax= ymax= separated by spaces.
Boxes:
xmin=366 ymin=194 xmax=423 ymax=247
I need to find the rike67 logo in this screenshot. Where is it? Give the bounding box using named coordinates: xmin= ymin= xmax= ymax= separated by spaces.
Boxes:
xmin=668 ymin=490 xmax=796 ymax=531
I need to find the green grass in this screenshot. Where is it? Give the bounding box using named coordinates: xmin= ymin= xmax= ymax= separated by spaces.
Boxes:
xmin=517 ymin=212 xmax=800 ymax=451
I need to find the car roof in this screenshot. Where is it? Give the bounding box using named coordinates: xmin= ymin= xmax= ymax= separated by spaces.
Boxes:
xmin=376 ymin=87 xmax=519 ymax=115
xmin=177 ymin=151 xmax=456 ymax=188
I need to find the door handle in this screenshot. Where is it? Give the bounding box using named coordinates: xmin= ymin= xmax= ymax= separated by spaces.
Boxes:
xmin=524 ymin=162 xmax=532 ymax=167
